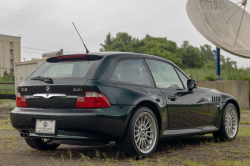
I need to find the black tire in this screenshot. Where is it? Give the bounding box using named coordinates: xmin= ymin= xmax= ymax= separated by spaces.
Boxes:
xmin=116 ymin=106 xmax=159 ymax=157
xmin=25 ymin=137 xmax=60 ymax=150
xmin=213 ymin=103 xmax=239 ymax=141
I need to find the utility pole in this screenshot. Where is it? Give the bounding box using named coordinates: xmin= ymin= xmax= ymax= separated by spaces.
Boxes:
xmin=216 ymin=47 xmax=221 ymax=80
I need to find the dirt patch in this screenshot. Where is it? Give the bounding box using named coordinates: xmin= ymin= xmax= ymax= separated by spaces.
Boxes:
xmin=0 ymin=99 xmax=15 ymax=108
xmin=0 ymin=112 xmax=250 ymax=165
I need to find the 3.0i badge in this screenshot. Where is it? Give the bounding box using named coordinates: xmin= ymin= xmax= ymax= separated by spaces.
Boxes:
xmin=46 ymin=86 xmax=51 ymax=93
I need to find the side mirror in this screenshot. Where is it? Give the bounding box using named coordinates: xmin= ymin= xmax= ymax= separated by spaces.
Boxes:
xmin=187 ymin=79 xmax=197 ymax=90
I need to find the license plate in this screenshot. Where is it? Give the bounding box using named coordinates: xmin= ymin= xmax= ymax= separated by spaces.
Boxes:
xmin=35 ymin=119 xmax=56 ymax=134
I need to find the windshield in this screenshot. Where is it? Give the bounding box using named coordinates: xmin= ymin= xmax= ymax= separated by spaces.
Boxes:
xmin=28 ymin=60 xmax=99 ymax=79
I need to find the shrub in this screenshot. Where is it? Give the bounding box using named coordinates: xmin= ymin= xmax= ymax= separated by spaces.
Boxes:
xmin=0 ymin=75 xmax=14 ymax=83
xmin=202 ymin=74 xmax=216 ymax=81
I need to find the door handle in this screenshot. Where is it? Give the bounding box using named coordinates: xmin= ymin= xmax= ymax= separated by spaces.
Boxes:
xmin=168 ymin=96 xmax=177 ymax=100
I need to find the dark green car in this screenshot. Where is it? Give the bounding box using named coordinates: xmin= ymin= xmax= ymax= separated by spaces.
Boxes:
xmin=10 ymin=52 xmax=240 ymax=157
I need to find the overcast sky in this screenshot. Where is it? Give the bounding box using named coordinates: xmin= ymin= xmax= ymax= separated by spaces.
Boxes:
xmin=1 ymin=0 xmax=249 ymax=68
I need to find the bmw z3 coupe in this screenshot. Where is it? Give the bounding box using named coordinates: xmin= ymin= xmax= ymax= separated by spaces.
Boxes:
xmin=10 ymin=52 xmax=240 ymax=157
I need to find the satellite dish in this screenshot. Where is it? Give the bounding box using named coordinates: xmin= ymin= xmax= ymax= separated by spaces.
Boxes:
xmin=187 ymin=0 xmax=250 ymax=58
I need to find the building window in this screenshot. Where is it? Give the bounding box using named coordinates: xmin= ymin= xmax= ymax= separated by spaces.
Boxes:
xmin=10 ymin=64 xmax=14 ymax=72
xmin=10 ymin=53 xmax=14 ymax=62
xmin=10 ymin=43 xmax=13 ymax=51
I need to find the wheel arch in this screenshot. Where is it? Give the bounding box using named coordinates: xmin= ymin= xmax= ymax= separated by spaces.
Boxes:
xmin=224 ymin=99 xmax=241 ymax=121
xmin=134 ymin=100 xmax=162 ymax=132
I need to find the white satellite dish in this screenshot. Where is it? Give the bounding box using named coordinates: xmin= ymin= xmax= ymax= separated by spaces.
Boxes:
xmin=187 ymin=0 xmax=250 ymax=58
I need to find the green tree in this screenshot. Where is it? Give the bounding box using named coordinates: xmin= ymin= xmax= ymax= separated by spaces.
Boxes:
xmin=100 ymin=32 xmax=113 ymax=52
xmin=100 ymin=32 xmax=237 ymax=69
xmin=100 ymin=32 xmax=183 ymax=66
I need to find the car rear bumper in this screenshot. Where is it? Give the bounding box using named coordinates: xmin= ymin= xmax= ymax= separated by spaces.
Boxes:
xmin=10 ymin=105 xmax=134 ymax=141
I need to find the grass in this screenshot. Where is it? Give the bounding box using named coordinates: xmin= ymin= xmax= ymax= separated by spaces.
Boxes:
xmin=0 ymin=117 xmax=14 ymax=130
xmin=0 ymin=124 xmax=14 ymax=130
xmin=241 ymin=108 xmax=250 ymax=113
xmin=0 ymin=99 xmax=14 ymax=102
xmin=238 ymin=127 xmax=250 ymax=136
xmin=49 ymin=149 xmax=250 ymax=166
xmin=183 ymin=67 xmax=250 ymax=82
xmin=0 ymin=84 xmax=15 ymax=95
xmin=0 ymin=75 xmax=15 ymax=95
xmin=240 ymin=122 xmax=250 ymax=124
xmin=183 ymin=159 xmax=250 ymax=166
xmin=0 ymin=75 xmax=14 ymax=83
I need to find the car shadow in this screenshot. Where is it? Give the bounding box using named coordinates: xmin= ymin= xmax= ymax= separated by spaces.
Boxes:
xmin=47 ymin=135 xmax=215 ymax=160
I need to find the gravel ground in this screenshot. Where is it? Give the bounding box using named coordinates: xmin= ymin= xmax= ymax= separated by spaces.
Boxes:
xmin=0 ymin=102 xmax=249 ymax=165
xmin=0 ymin=99 xmax=15 ymax=108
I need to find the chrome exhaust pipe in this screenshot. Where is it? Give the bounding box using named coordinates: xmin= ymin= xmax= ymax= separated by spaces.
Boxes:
xmin=20 ymin=132 xmax=24 ymax=137
xmin=24 ymin=133 xmax=29 ymax=138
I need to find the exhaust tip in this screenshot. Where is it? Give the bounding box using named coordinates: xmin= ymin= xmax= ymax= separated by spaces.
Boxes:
xmin=24 ymin=133 xmax=29 ymax=138
xmin=21 ymin=131 xmax=29 ymax=138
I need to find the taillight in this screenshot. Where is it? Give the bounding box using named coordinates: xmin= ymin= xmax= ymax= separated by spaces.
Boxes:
xmin=76 ymin=92 xmax=111 ymax=109
xmin=57 ymin=55 xmax=85 ymax=59
xmin=16 ymin=92 xmax=28 ymax=107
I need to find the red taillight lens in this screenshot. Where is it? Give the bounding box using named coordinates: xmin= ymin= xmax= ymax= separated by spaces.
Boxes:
xmin=76 ymin=92 xmax=111 ymax=109
xmin=57 ymin=55 xmax=85 ymax=59
xmin=16 ymin=92 xmax=28 ymax=107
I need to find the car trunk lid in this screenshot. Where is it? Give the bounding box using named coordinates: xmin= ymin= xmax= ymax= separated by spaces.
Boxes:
xmin=18 ymin=54 xmax=103 ymax=108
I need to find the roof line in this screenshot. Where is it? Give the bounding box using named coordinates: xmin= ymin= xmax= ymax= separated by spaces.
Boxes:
xmin=0 ymin=34 xmax=21 ymax=38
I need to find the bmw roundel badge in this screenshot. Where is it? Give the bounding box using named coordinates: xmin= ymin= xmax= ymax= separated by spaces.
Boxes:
xmin=46 ymin=86 xmax=51 ymax=93
xmin=43 ymin=122 xmax=48 ymax=127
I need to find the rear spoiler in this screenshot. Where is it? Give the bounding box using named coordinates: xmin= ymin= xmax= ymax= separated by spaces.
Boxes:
xmin=47 ymin=54 xmax=103 ymax=62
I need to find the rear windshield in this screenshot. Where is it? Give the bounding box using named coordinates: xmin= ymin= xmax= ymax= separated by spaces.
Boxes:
xmin=28 ymin=60 xmax=99 ymax=79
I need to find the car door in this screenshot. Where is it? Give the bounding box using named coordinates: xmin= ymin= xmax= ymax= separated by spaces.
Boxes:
xmin=145 ymin=59 xmax=208 ymax=129
xmin=109 ymin=58 xmax=165 ymax=109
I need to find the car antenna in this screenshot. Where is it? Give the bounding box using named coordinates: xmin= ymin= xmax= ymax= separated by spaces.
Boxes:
xmin=72 ymin=22 xmax=89 ymax=54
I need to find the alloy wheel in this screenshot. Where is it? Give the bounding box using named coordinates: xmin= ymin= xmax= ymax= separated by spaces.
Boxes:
xmin=225 ymin=107 xmax=238 ymax=138
xmin=134 ymin=112 xmax=157 ymax=154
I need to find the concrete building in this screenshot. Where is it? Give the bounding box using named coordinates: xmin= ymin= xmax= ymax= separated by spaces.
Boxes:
xmin=0 ymin=34 xmax=21 ymax=76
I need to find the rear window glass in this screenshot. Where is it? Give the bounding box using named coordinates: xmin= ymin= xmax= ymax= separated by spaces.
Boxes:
xmin=29 ymin=61 xmax=99 ymax=78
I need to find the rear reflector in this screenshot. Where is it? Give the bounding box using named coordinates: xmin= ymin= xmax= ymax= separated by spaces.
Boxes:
xmin=16 ymin=92 xmax=28 ymax=107
xmin=76 ymin=92 xmax=111 ymax=109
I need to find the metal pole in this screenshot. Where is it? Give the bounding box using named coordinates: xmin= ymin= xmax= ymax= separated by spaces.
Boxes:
xmin=216 ymin=47 xmax=221 ymax=80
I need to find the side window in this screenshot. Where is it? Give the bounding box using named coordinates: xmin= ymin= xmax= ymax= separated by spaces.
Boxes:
xmin=176 ymin=69 xmax=189 ymax=89
xmin=111 ymin=59 xmax=152 ymax=86
xmin=145 ymin=59 xmax=184 ymax=89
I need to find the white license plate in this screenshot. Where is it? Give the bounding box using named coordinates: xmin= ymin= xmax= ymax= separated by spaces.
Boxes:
xmin=35 ymin=119 xmax=56 ymax=134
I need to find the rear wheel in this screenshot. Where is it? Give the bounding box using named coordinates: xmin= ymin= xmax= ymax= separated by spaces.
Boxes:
xmin=213 ymin=103 xmax=239 ymax=141
xmin=116 ymin=107 xmax=159 ymax=157
xmin=25 ymin=137 xmax=60 ymax=150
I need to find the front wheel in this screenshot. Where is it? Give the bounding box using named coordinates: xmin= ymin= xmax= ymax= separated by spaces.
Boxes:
xmin=213 ymin=103 xmax=239 ymax=141
xmin=116 ymin=107 xmax=159 ymax=157
xmin=25 ymin=137 xmax=60 ymax=150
